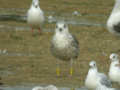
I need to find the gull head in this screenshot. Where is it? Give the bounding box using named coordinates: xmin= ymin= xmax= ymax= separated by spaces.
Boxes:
xmin=32 ymin=86 xmax=43 ymax=90
xmin=32 ymin=0 xmax=39 ymax=8
xmin=89 ymin=61 xmax=97 ymax=68
xmin=110 ymin=53 xmax=119 ymax=62
xmin=45 ymin=85 xmax=58 ymax=90
xmin=32 ymin=85 xmax=58 ymax=90
xmin=55 ymin=21 xmax=69 ymax=35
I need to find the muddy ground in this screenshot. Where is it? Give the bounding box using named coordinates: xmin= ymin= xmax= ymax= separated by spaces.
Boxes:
xmin=0 ymin=0 xmax=119 ymax=88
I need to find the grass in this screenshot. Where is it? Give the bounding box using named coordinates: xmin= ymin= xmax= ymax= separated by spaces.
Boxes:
xmin=0 ymin=0 xmax=120 ymax=88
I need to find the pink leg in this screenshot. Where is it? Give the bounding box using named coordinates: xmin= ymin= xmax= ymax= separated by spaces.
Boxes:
xmin=32 ymin=28 xmax=34 ymax=33
xmin=39 ymin=28 xmax=41 ymax=33
xmin=38 ymin=27 xmax=42 ymax=34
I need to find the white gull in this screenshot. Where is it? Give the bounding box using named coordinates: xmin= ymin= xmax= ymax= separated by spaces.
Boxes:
xmin=107 ymin=0 xmax=120 ymax=36
xmin=27 ymin=0 xmax=45 ymax=34
xmin=85 ymin=61 xmax=112 ymax=90
xmin=32 ymin=85 xmax=58 ymax=90
xmin=109 ymin=53 xmax=120 ymax=84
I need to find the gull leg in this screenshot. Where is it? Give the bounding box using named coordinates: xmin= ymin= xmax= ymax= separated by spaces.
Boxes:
xmin=32 ymin=28 xmax=34 ymax=33
xmin=56 ymin=61 xmax=60 ymax=76
xmin=38 ymin=27 xmax=42 ymax=34
xmin=70 ymin=59 xmax=73 ymax=76
xmin=39 ymin=28 xmax=41 ymax=33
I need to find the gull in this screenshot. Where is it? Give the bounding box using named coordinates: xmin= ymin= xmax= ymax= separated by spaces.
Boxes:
xmin=107 ymin=0 xmax=120 ymax=36
xmin=32 ymin=86 xmax=43 ymax=90
xmin=27 ymin=0 xmax=45 ymax=34
xmin=48 ymin=15 xmax=54 ymax=23
xmin=108 ymin=53 xmax=120 ymax=84
xmin=96 ymin=83 xmax=116 ymax=90
xmin=51 ymin=21 xmax=79 ymax=76
xmin=72 ymin=11 xmax=79 ymax=16
xmin=32 ymin=85 xmax=58 ymax=90
xmin=85 ymin=61 xmax=112 ymax=90
xmin=72 ymin=11 xmax=81 ymax=16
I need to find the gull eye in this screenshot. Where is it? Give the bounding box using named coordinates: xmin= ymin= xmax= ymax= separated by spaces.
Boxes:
xmin=59 ymin=28 xmax=62 ymax=32
xmin=113 ymin=55 xmax=116 ymax=59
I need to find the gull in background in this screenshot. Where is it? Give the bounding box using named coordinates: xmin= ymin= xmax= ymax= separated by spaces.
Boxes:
xmin=107 ymin=0 xmax=120 ymax=36
xmin=27 ymin=0 xmax=45 ymax=34
xmin=96 ymin=82 xmax=116 ymax=90
xmin=51 ymin=21 xmax=79 ymax=76
xmin=85 ymin=61 xmax=112 ymax=90
xmin=32 ymin=85 xmax=58 ymax=90
xmin=109 ymin=53 xmax=120 ymax=84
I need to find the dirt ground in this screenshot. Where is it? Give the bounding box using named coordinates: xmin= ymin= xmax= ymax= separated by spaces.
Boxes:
xmin=0 ymin=0 xmax=120 ymax=88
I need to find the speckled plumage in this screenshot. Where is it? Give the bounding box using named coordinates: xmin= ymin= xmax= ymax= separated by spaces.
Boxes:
xmin=51 ymin=21 xmax=79 ymax=61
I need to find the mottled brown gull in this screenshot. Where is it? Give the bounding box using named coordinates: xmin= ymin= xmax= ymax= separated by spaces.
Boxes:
xmin=51 ymin=21 xmax=79 ymax=76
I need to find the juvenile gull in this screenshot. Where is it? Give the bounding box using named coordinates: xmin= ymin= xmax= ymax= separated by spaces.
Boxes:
xmin=85 ymin=61 xmax=112 ymax=90
xmin=51 ymin=21 xmax=79 ymax=76
xmin=108 ymin=53 xmax=120 ymax=84
xmin=32 ymin=85 xmax=58 ymax=90
xmin=27 ymin=0 xmax=45 ymax=34
xmin=107 ymin=0 xmax=120 ymax=36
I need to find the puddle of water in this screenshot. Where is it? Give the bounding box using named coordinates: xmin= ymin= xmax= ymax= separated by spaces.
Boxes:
xmin=0 ymin=8 xmax=55 ymax=15
xmin=0 ymin=51 xmax=40 ymax=57
xmin=66 ymin=20 xmax=105 ymax=27
xmin=1 ymin=86 xmax=119 ymax=90
xmin=0 ymin=8 xmax=108 ymax=17
xmin=0 ymin=7 xmax=107 ymax=27
xmin=0 ymin=14 xmax=105 ymax=27
xmin=0 ymin=24 xmax=30 ymax=31
xmin=1 ymin=86 xmax=32 ymax=90
xmin=0 ymin=86 xmax=88 ymax=90
xmin=0 ymin=24 xmax=53 ymax=32
xmin=0 ymin=14 xmax=26 ymax=22
xmin=0 ymin=8 xmax=26 ymax=12
xmin=0 ymin=70 xmax=14 ymax=77
xmin=0 ymin=48 xmax=48 ymax=57
xmin=0 ymin=8 xmax=107 ymax=26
